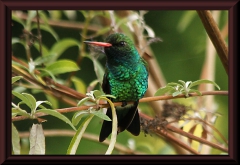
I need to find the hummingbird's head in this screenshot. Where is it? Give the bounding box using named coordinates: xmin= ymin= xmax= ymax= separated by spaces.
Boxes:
xmin=84 ymin=33 xmax=139 ymax=62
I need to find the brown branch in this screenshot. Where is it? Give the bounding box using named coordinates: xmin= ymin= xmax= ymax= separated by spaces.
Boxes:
xmin=12 ymin=11 xmax=100 ymax=32
xmin=12 ymin=90 xmax=228 ymax=122
xmin=197 ymin=10 xmax=228 ymax=75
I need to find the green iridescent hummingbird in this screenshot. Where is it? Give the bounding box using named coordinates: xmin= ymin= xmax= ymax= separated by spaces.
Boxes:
xmin=84 ymin=33 xmax=148 ymax=142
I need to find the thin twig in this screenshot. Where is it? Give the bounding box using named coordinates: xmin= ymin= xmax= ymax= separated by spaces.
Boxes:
xmin=36 ymin=10 xmax=43 ymax=58
xmin=140 ymin=113 xmax=228 ymax=153
xmin=12 ymin=11 xmax=100 ymax=32
xmin=19 ymin=130 xmax=145 ymax=154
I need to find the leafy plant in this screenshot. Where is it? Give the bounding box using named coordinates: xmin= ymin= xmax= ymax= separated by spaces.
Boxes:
xmin=155 ymin=79 xmax=220 ymax=97
xmin=11 ymin=10 xmax=228 ymax=156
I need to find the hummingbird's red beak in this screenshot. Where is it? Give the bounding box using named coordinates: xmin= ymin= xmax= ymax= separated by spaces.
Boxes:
xmin=84 ymin=41 xmax=112 ymax=47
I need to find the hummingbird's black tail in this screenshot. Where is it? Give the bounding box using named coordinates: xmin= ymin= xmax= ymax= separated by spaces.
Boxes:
xmin=99 ymin=101 xmax=140 ymax=142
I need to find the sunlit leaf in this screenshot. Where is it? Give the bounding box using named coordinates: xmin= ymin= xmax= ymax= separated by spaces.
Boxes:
xmin=12 ymin=76 xmax=23 ymax=84
xmin=92 ymin=90 xmax=102 ymax=98
xmin=29 ymin=124 xmax=45 ymax=155
xmin=189 ymin=79 xmax=220 ymax=90
xmin=43 ymin=60 xmax=80 ymax=76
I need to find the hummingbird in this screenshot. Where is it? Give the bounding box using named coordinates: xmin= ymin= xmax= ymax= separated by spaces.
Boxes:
xmin=84 ymin=33 xmax=148 ymax=142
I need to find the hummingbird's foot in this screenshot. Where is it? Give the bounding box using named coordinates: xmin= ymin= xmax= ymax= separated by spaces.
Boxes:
xmin=121 ymin=101 xmax=128 ymax=107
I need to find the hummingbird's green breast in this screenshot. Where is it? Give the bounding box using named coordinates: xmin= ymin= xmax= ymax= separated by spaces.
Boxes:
xmin=107 ymin=58 xmax=148 ymax=102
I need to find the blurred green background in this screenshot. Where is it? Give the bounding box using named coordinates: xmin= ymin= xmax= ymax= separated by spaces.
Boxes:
xmin=12 ymin=10 xmax=228 ymax=154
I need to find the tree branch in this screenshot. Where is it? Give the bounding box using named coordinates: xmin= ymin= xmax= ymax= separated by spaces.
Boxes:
xmin=197 ymin=10 xmax=228 ymax=75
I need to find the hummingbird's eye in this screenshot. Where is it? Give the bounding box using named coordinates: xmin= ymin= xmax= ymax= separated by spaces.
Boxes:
xmin=118 ymin=41 xmax=126 ymax=47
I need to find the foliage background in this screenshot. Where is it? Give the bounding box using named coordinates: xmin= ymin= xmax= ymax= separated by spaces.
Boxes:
xmin=12 ymin=10 xmax=228 ymax=154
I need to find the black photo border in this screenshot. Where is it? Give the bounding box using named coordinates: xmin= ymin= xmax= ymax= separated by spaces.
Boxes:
xmin=1 ymin=0 xmax=239 ymax=164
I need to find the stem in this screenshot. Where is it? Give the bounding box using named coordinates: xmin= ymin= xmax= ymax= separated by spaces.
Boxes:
xmin=36 ymin=11 xmax=42 ymax=57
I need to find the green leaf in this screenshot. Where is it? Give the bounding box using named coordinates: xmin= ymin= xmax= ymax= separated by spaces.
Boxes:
xmin=77 ymin=97 xmax=92 ymax=107
xmin=42 ymin=60 xmax=80 ymax=76
xmin=45 ymin=94 xmax=59 ymax=109
xmin=154 ymin=86 xmax=176 ymax=96
xmin=22 ymin=93 xmax=37 ymax=112
xmin=36 ymin=101 xmax=52 ymax=109
xmin=34 ymin=55 xmax=57 ymax=66
xmin=71 ymin=76 xmax=86 ymax=94
xmin=31 ymin=24 xmax=59 ymax=41
xmin=50 ymin=39 xmax=80 ymax=60
xmin=33 ymin=42 xmax=49 ymax=57
xmin=67 ymin=114 xmax=94 ymax=155
xmin=37 ymin=109 xmax=76 ymax=131
xmin=189 ymin=79 xmax=220 ymax=90
xmin=100 ymin=94 xmax=116 ymax=99
xmin=26 ymin=11 xmax=37 ymax=28
xmin=29 ymin=124 xmax=45 ymax=155
xmin=167 ymin=82 xmax=182 ymax=87
xmin=12 ymin=123 xmax=21 ymax=154
xmin=12 ymin=108 xmax=31 ymax=117
xmin=12 ymin=61 xmax=29 ymax=71
xmin=72 ymin=110 xmax=89 ymax=126
xmin=93 ymin=90 xmax=103 ymax=98
xmin=91 ymin=109 xmax=111 ymax=121
xmin=87 ymin=56 xmax=105 ymax=83
xmin=12 ymin=91 xmax=32 ymax=110
xmin=47 ymin=59 xmax=80 ymax=74
xmin=172 ymin=91 xmax=182 ymax=97
xmin=12 ymin=37 xmax=25 ymax=46
xmin=12 ymin=76 xmax=23 ymax=84
xmin=38 ymin=68 xmax=57 ymax=82
xmin=12 ymin=13 xmax=25 ymax=28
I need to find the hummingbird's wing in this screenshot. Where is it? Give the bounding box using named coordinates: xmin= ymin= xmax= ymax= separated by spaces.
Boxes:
xmin=99 ymin=101 xmax=140 ymax=142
